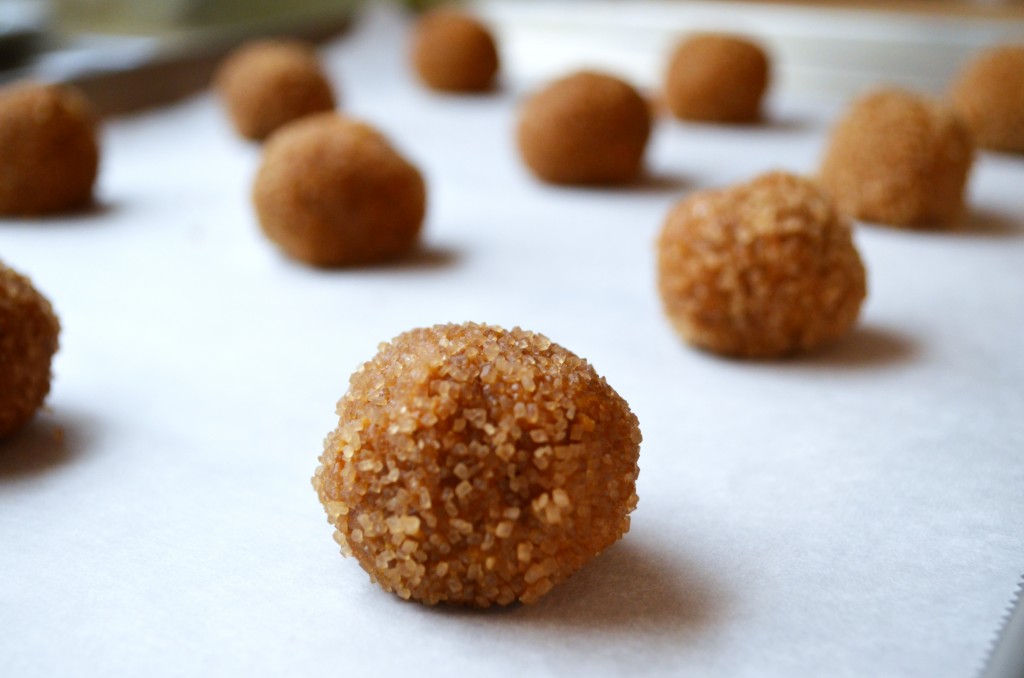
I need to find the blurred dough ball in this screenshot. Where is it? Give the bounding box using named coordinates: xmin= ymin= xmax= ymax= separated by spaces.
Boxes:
xmin=0 ymin=261 xmax=60 ymax=438
xmin=664 ymin=34 xmax=770 ymax=123
xmin=517 ymin=71 xmax=651 ymax=185
xmin=313 ymin=322 xmax=642 ymax=606
xmin=949 ymin=44 xmax=1024 ymax=154
xmin=658 ymin=171 xmax=866 ymax=358
xmin=0 ymin=82 xmax=99 ymax=216
xmin=252 ymin=113 xmax=426 ymax=267
xmin=411 ymin=9 xmax=499 ymax=93
xmin=819 ymin=88 xmax=974 ymax=228
xmin=216 ymin=39 xmax=336 ymax=141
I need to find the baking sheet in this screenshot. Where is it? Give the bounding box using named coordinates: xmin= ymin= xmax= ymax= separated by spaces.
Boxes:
xmin=1 ymin=8 xmax=1022 ymax=677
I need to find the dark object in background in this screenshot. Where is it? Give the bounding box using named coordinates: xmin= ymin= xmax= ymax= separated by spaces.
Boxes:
xmin=819 ymin=88 xmax=974 ymax=228
xmin=0 ymin=81 xmax=99 ymax=215
xmin=252 ymin=114 xmax=426 ymax=267
xmin=664 ymin=33 xmax=770 ymax=124
xmin=949 ymin=44 xmax=1024 ymax=154
xmin=215 ymin=39 xmax=336 ymax=141
xmin=516 ymin=70 xmax=651 ymax=185
xmin=411 ymin=8 xmax=500 ymax=93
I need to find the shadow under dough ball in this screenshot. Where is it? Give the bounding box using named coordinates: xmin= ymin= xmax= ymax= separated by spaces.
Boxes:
xmin=517 ymin=71 xmax=651 ymax=185
xmin=252 ymin=113 xmax=425 ymax=267
xmin=216 ymin=39 xmax=336 ymax=141
xmin=0 ymin=82 xmax=99 ymax=216
xmin=0 ymin=261 xmax=60 ymax=438
xmin=313 ymin=322 xmax=642 ymax=607
xmin=664 ymin=34 xmax=770 ymax=123
xmin=411 ymin=9 xmax=499 ymax=93
xmin=819 ymin=88 xmax=974 ymax=228
xmin=658 ymin=171 xmax=866 ymax=358
xmin=949 ymin=44 xmax=1024 ymax=154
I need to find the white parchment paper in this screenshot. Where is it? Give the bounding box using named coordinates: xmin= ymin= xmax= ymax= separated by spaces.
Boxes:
xmin=1 ymin=9 xmax=1022 ymax=677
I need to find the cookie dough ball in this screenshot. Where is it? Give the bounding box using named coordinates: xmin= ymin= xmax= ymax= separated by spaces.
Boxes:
xmin=411 ymin=9 xmax=499 ymax=93
xmin=0 ymin=262 xmax=60 ymax=438
xmin=216 ymin=40 xmax=336 ymax=141
xmin=664 ymin=34 xmax=770 ymax=123
xmin=949 ymin=45 xmax=1024 ymax=154
xmin=0 ymin=82 xmax=99 ymax=216
xmin=313 ymin=322 xmax=642 ymax=607
xmin=658 ymin=172 xmax=866 ymax=358
xmin=517 ymin=71 xmax=651 ymax=185
xmin=819 ymin=88 xmax=974 ymax=228
xmin=252 ymin=114 xmax=425 ymax=267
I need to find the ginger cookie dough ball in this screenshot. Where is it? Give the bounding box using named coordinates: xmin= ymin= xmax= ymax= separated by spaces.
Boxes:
xmin=950 ymin=45 xmax=1024 ymax=154
xmin=252 ymin=114 xmax=426 ymax=267
xmin=313 ymin=323 xmax=642 ymax=607
xmin=0 ymin=82 xmax=99 ymax=216
xmin=517 ymin=71 xmax=652 ymax=185
xmin=658 ymin=172 xmax=866 ymax=358
xmin=411 ymin=9 xmax=499 ymax=93
xmin=216 ymin=39 xmax=336 ymax=141
xmin=664 ymin=34 xmax=770 ymax=123
xmin=819 ymin=88 xmax=974 ymax=228
xmin=0 ymin=262 xmax=60 ymax=438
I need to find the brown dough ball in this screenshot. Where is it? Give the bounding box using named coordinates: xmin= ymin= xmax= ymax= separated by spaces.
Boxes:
xmin=664 ymin=34 xmax=770 ymax=123
xmin=819 ymin=88 xmax=974 ymax=228
xmin=0 ymin=261 xmax=60 ymax=438
xmin=313 ymin=322 xmax=642 ymax=607
xmin=0 ymin=82 xmax=99 ymax=216
xmin=949 ymin=44 xmax=1024 ymax=154
xmin=252 ymin=113 xmax=426 ymax=267
xmin=517 ymin=71 xmax=652 ymax=185
xmin=658 ymin=172 xmax=866 ymax=358
xmin=411 ymin=9 xmax=499 ymax=93
xmin=216 ymin=40 xmax=336 ymax=141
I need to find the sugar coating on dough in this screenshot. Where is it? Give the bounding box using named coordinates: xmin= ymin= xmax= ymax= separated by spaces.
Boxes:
xmin=313 ymin=322 xmax=642 ymax=607
xmin=252 ymin=113 xmax=425 ymax=267
xmin=658 ymin=172 xmax=866 ymax=358
xmin=517 ymin=71 xmax=652 ymax=185
xmin=819 ymin=88 xmax=974 ymax=228
xmin=664 ymin=33 xmax=770 ymax=123
xmin=0 ymin=261 xmax=60 ymax=438
xmin=0 ymin=82 xmax=99 ymax=216
xmin=216 ymin=39 xmax=336 ymax=141
xmin=949 ymin=44 xmax=1024 ymax=154
xmin=411 ymin=9 xmax=500 ymax=93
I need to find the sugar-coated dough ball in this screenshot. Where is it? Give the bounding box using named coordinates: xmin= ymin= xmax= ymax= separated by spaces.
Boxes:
xmin=411 ymin=9 xmax=499 ymax=93
xmin=949 ymin=44 xmax=1024 ymax=154
xmin=216 ymin=40 xmax=336 ymax=141
xmin=664 ymin=34 xmax=770 ymax=123
xmin=658 ymin=172 xmax=866 ymax=358
xmin=313 ymin=322 xmax=642 ymax=606
xmin=0 ymin=262 xmax=60 ymax=438
xmin=0 ymin=82 xmax=99 ymax=216
xmin=252 ymin=114 xmax=426 ymax=267
xmin=819 ymin=88 xmax=974 ymax=228
xmin=517 ymin=71 xmax=651 ymax=185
